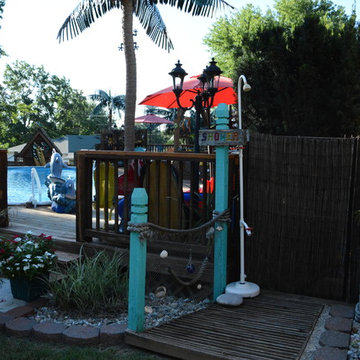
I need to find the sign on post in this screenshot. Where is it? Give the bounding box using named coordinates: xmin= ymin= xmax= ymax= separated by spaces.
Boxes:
xmin=199 ymin=129 xmax=249 ymax=147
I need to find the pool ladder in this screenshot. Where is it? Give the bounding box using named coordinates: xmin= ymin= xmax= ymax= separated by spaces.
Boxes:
xmin=29 ymin=167 xmax=42 ymax=208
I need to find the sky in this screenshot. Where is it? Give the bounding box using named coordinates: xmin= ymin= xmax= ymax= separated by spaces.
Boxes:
xmin=0 ymin=0 xmax=358 ymax=119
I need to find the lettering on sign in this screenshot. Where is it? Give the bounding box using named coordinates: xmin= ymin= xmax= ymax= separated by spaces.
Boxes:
xmin=199 ymin=129 xmax=249 ymax=146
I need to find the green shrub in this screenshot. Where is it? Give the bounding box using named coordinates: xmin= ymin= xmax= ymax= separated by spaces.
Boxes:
xmin=48 ymin=249 xmax=128 ymax=313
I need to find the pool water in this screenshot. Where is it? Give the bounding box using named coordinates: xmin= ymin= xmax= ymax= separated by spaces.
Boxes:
xmin=7 ymin=166 xmax=76 ymax=205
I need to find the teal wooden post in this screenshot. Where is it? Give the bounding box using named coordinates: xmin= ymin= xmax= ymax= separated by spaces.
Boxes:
xmin=213 ymin=103 xmax=230 ymax=301
xmin=128 ymin=188 xmax=148 ymax=332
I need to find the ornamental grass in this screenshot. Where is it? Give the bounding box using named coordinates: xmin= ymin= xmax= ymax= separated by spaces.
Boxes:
xmin=47 ymin=249 xmax=128 ymax=313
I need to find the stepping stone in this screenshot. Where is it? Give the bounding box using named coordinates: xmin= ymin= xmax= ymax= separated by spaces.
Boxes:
xmin=329 ymin=304 xmax=354 ymax=319
xmin=63 ymin=325 xmax=99 ymax=346
xmin=325 ymin=317 xmax=352 ymax=333
xmin=0 ymin=314 xmax=14 ymax=331
xmin=5 ymin=305 xmax=35 ymax=318
xmin=100 ymin=323 xmax=127 ymax=345
xmin=28 ymin=297 xmax=49 ymax=309
xmin=312 ymin=346 xmax=347 ymax=360
xmin=33 ymin=321 xmax=66 ymax=342
xmin=319 ymin=330 xmax=350 ymax=349
xmin=5 ymin=317 xmax=36 ymax=337
xmin=216 ymin=293 xmax=243 ymax=306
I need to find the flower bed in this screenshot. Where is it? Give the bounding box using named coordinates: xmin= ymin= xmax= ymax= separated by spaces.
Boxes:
xmin=0 ymin=231 xmax=57 ymax=281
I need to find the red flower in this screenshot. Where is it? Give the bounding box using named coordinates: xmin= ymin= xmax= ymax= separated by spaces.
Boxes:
xmin=0 ymin=249 xmax=5 ymax=254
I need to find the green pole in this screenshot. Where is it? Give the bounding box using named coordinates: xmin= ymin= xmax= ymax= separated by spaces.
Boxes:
xmin=213 ymin=103 xmax=230 ymax=301
xmin=128 ymin=188 xmax=148 ymax=332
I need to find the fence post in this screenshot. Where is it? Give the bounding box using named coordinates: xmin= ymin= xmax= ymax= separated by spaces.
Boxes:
xmin=0 ymin=149 xmax=8 ymax=227
xmin=213 ymin=103 xmax=229 ymax=300
xmin=128 ymin=188 xmax=148 ymax=332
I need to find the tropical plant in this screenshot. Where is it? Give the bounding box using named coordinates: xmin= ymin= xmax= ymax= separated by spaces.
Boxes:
xmin=89 ymin=90 xmax=126 ymax=129
xmin=57 ymin=0 xmax=233 ymax=151
xmin=0 ymin=231 xmax=57 ymax=281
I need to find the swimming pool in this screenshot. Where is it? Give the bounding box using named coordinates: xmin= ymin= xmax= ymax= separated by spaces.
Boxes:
xmin=7 ymin=166 xmax=76 ymax=205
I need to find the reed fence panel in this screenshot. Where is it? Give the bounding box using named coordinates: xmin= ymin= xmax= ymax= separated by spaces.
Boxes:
xmin=243 ymin=133 xmax=358 ymax=302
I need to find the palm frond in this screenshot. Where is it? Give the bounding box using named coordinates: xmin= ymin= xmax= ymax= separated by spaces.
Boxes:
xmin=91 ymin=102 xmax=106 ymax=115
xmin=135 ymin=0 xmax=173 ymax=51
xmin=113 ymin=95 xmax=126 ymax=109
xmin=150 ymin=0 xmax=233 ymax=17
xmin=89 ymin=89 xmax=111 ymax=101
xmin=57 ymin=0 xmax=122 ymax=42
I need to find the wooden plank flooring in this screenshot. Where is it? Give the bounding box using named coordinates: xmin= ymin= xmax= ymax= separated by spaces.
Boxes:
xmin=5 ymin=205 xmax=115 ymax=242
xmin=125 ymin=292 xmax=324 ymax=360
xmin=6 ymin=205 xmax=76 ymax=241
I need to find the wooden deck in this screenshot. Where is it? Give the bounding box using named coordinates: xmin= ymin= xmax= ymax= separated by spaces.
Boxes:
xmin=6 ymin=205 xmax=76 ymax=241
xmin=125 ymin=291 xmax=324 ymax=360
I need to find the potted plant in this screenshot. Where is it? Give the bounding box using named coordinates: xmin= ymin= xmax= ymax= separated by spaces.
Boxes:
xmin=0 ymin=231 xmax=57 ymax=302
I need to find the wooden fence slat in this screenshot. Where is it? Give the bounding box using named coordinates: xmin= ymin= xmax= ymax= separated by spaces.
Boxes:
xmin=0 ymin=149 xmax=8 ymax=227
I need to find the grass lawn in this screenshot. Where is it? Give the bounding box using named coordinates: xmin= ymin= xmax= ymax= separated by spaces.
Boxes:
xmin=0 ymin=334 xmax=167 ymax=360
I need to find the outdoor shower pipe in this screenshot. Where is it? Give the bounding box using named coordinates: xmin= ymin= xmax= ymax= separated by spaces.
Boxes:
xmin=238 ymin=75 xmax=251 ymax=284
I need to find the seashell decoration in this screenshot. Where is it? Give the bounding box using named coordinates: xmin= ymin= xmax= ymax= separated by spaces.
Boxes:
xmin=155 ymin=286 xmax=167 ymax=298
xmin=144 ymin=305 xmax=153 ymax=314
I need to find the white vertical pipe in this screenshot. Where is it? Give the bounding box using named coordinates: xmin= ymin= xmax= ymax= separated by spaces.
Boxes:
xmin=238 ymin=75 xmax=248 ymax=284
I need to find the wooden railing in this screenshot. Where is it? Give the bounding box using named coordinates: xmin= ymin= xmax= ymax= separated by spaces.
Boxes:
xmin=146 ymin=144 xmax=205 ymax=153
xmin=76 ymin=150 xmax=238 ymax=245
xmin=0 ymin=149 xmax=8 ymax=227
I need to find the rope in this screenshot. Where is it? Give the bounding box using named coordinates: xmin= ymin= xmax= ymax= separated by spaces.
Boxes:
xmin=127 ymin=208 xmax=231 ymax=286
xmin=127 ymin=208 xmax=231 ymax=242
xmin=168 ymin=256 xmax=209 ymax=287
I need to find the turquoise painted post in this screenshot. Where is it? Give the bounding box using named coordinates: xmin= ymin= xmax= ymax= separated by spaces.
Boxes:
xmin=128 ymin=188 xmax=148 ymax=332
xmin=213 ymin=103 xmax=230 ymax=301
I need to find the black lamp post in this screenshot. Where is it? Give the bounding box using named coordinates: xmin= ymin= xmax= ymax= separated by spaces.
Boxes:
xmin=169 ymin=58 xmax=222 ymax=153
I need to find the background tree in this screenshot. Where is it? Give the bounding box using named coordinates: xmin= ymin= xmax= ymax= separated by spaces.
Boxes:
xmin=205 ymin=0 xmax=360 ymax=137
xmin=89 ymin=90 xmax=126 ymax=129
xmin=0 ymin=0 xmax=6 ymax=58
xmin=57 ymin=0 xmax=232 ymax=151
xmin=0 ymin=60 xmax=105 ymax=147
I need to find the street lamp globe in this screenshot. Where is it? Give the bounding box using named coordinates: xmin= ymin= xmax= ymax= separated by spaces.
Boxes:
xmin=169 ymin=60 xmax=188 ymax=97
xmin=204 ymin=58 xmax=223 ymax=91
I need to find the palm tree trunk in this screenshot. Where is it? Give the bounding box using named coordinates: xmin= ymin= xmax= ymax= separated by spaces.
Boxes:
xmin=108 ymin=102 xmax=113 ymax=129
xmin=123 ymin=0 xmax=136 ymax=151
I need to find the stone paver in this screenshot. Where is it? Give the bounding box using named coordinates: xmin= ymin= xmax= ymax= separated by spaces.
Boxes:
xmin=5 ymin=317 xmax=36 ymax=337
xmin=100 ymin=323 xmax=127 ymax=345
xmin=63 ymin=325 xmax=99 ymax=346
xmin=312 ymin=346 xmax=348 ymax=360
xmin=33 ymin=321 xmax=66 ymax=342
xmin=319 ymin=330 xmax=350 ymax=349
xmin=216 ymin=293 xmax=243 ymax=306
xmin=329 ymin=304 xmax=355 ymax=319
xmin=0 ymin=314 xmax=14 ymax=331
xmin=325 ymin=317 xmax=353 ymax=333
xmin=28 ymin=298 xmax=49 ymax=309
xmin=5 ymin=305 xmax=35 ymax=318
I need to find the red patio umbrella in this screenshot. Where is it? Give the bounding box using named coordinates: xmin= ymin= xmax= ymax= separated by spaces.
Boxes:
xmin=139 ymin=75 xmax=237 ymax=109
xmin=134 ymin=114 xmax=173 ymax=124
